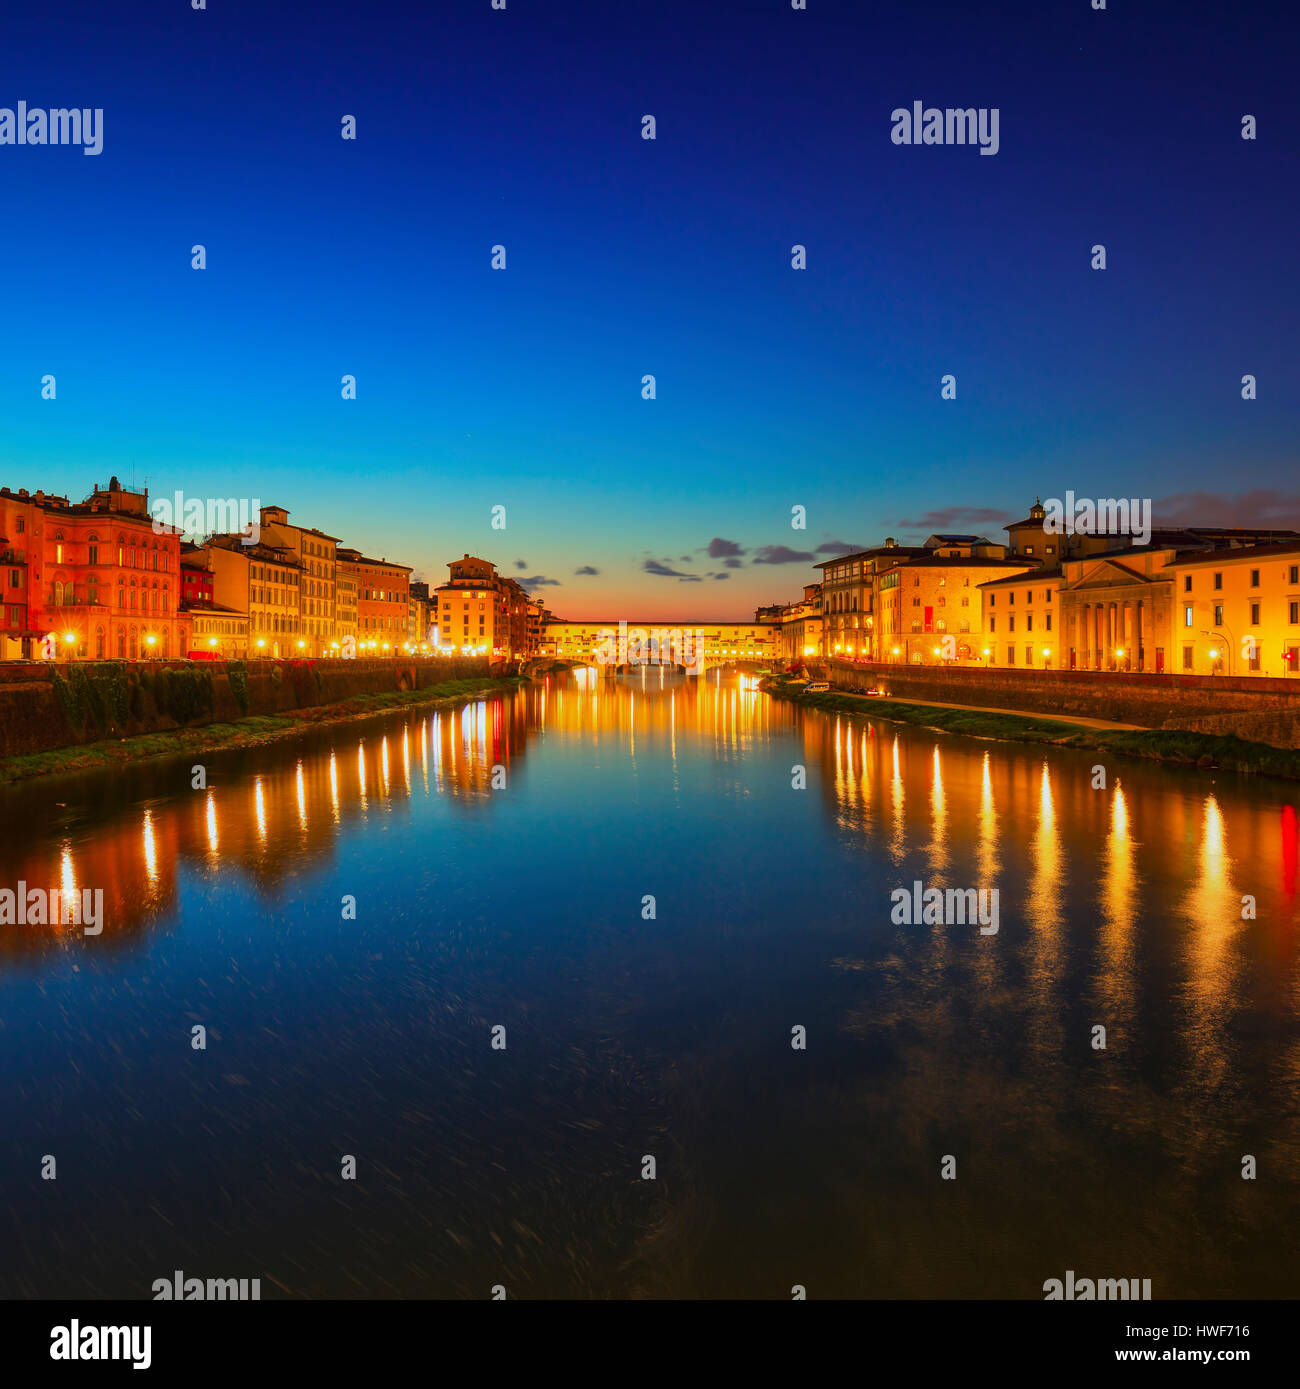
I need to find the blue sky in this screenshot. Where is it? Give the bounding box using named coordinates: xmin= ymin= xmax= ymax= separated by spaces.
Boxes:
xmin=1 ymin=0 xmax=1296 ymax=618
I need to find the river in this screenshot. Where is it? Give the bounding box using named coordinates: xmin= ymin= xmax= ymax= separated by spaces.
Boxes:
xmin=1 ymin=669 xmax=1297 ymax=1298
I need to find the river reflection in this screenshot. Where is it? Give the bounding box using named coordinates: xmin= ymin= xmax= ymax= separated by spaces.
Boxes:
xmin=0 ymin=671 xmax=1297 ymax=1298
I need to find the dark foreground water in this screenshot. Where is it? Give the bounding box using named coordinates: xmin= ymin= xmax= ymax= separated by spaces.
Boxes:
xmin=1 ymin=670 xmax=1298 ymax=1299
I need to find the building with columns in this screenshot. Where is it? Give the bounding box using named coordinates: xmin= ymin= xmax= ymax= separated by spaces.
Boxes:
xmin=1052 ymin=528 xmax=1300 ymax=673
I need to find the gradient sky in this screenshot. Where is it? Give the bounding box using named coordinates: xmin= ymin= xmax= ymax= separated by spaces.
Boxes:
xmin=2 ymin=0 xmax=1297 ymax=619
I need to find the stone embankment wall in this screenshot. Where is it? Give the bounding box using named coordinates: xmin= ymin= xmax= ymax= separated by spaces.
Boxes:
xmin=810 ymin=660 xmax=1300 ymax=750
xmin=0 ymin=657 xmax=494 ymax=758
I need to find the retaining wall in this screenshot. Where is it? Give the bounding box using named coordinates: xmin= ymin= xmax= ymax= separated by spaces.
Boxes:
xmin=0 ymin=657 xmax=494 ymax=759
xmin=810 ymin=660 xmax=1300 ymax=749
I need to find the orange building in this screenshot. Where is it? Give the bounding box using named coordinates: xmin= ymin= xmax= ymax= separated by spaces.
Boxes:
xmin=0 ymin=478 xmax=188 ymax=661
xmin=339 ymin=548 xmax=411 ymax=651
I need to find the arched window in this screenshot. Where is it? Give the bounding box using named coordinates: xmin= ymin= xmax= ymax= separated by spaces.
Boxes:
xmin=95 ymin=626 xmax=105 ymax=658
xmin=118 ymin=628 xmax=126 ymax=658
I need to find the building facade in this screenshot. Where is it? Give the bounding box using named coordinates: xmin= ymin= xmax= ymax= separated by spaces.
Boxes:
xmin=339 ymin=549 xmax=411 ymax=651
xmin=0 ymin=478 xmax=189 ymax=661
xmin=878 ymin=556 xmax=1037 ymax=664
xmin=257 ymin=506 xmax=339 ymax=656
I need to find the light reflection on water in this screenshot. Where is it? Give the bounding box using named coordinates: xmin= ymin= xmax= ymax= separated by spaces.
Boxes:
xmin=0 ymin=670 xmax=1297 ymax=1298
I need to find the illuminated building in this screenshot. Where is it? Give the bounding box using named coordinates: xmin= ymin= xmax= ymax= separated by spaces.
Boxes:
xmin=256 ymin=506 xmax=340 ymax=656
xmin=338 ymin=548 xmax=411 ymax=653
xmin=0 ymin=477 xmax=188 ymax=661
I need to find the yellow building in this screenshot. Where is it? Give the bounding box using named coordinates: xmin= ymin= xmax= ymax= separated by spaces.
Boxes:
xmin=203 ymin=535 xmax=304 ymax=657
xmin=817 ymin=534 xmax=1015 ymax=661
xmin=1054 ymin=528 xmax=1298 ymax=673
xmin=778 ymin=584 xmax=823 ymax=663
xmin=878 ymin=556 xmax=1036 ymax=664
xmin=978 ymin=570 xmax=1063 ymax=668
xmin=188 ymin=606 xmax=250 ymax=657
xmin=540 ymin=619 xmax=780 ymax=667
xmin=1168 ymin=542 xmax=1300 ymax=677
xmin=335 ymin=569 xmax=357 ymax=649
xmin=256 ymin=507 xmax=340 ymax=656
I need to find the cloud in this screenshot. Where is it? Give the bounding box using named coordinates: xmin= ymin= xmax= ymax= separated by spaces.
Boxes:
xmin=751 ymin=545 xmax=816 ymax=564
xmin=678 ymin=575 xmax=702 ymax=582
xmin=894 ymin=506 xmax=1010 ymax=530
xmin=1152 ymin=489 xmax=1300 ymax=530
xmin=518 ymin=574 xmax=560 ymax=589
xmin=573 ymin=565 xmax=599 ymax=576
xmin=710 ymin=572 xmax=731 ymax=580
xmin=815 ymin=538 xmax=866 ymax=554
xmin=514 ymin=559 xmax=528 ymax=569
xmin=707 ymin=537 xmax=746 ymax=558
xmin=644 ymin=559 xmax=694 ymax=577
xmin=722 ymin=556 xmax=744 ymax=569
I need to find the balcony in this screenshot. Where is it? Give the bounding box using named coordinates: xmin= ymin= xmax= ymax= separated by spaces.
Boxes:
xmin=46 ymin=593 xmax=104 ymax=607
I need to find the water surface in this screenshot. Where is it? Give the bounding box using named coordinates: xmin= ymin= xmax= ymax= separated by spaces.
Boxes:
xmin=1 ymin=670 xmax=1297 ymax=1298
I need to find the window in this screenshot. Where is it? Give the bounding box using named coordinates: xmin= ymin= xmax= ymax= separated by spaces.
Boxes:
xmin=1025 ymin=545 xmax=1034 ymax=555
xmin=1008 ymin=615 xmax=1015 ymax=632
xmin=1025 ymin=646 xmax=1033 ymax=665
xmin=1007 ymin=645 xmax=1015 ymax=664
xmin=1249 ymin=644 xmax=1261 ymax=672
xmin=1184 ymin=606 xmax=1194 ymax=628
xmin=1045 ymin=614 xmax=1052 ymax=631
xmin=1290 ymin=566 xmax=1299 ymax=585
xmin=1250 ymin=570 xmax=1260 ymax=587
xmin=1213 ymin=572 xmax=1222 ymax=590
xmin=1184 ymin=575 xmax=1192 ymax=592
xmin=989 ymin=616 xmax=996 ymax=632
xmin=1213 ymin=604 xmax=1223 ymax=626
xmin=1182 ymin=647 xmax=1193 ymax=670
xmin=1250 ymin=603 xmax=1260 ymax=625
xmin=1291 ymin=601 xmax=1299 ymax=625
